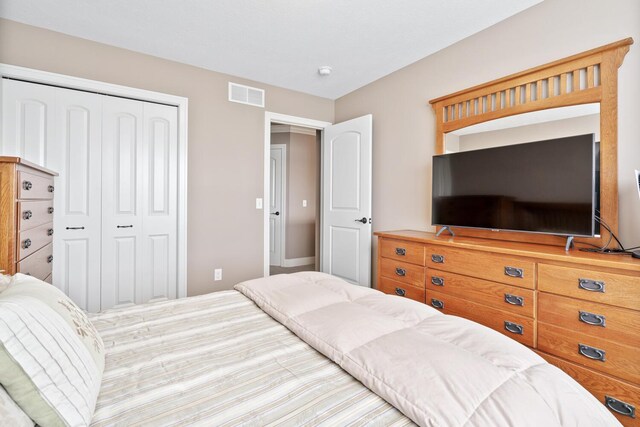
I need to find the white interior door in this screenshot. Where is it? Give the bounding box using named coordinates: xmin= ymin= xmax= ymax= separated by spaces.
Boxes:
xmin=50 ymin=88 xmax=102 ymax=312
xmin=141 ymin=102 xmax=178 ymax=302
xmin=1 ymin=79 xmax=56 ymax=167
xmin=101 ymin=96 xmax=144 ymax=309
xmin=269 ymin=144 xmax=285 ymax=266
xmin=321 ymin=114 xmax=372 ymax=287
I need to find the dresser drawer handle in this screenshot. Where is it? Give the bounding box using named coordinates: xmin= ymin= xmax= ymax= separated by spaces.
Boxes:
xmin=395 ymin=267 xmax=406 ymax=277
xmin=431 ymin=254 xmax=445 ymax=263
xmin=578 ymin=344 xmax=606 ymax=361
xmin=48 ymin=207 xmax=54 ymax=214
xmin=504 ymin=266 xmax=523 ymax=278
xmin=579 ymin=311 xmax=606 ymax=327
xmin=605 ymin=396 xmax=635 ymax=418
xmin=504 ymin=321 xmax=523 ymax=335
xmin=578 ymin=278 xmax=605 ymax=293
xmin=48 ymin=185 xmax=55 ymax=193
xmin=431 ymin=298 xmax=444 ymax=309
xmin=22 ymin=239 xmax=32 ymax=249
xmin=22 ymin=181 xmax=32 ymax=190
xmin=504 ymin=294 xmax=524 ymax=306
xmin=395 ymin=248 xmax=406 ymax=256
xmin=47 ymin=255 xmax=53 ymax=263
xmin=47 ymin=228 xmax=54 ymax=236
xmin=395 ymin=287 xmax=406 ymax=297
xmin=431 ymin=276 xmax=444 ymax=286
xmin=23 ymin=210 xmax=33 ymax=220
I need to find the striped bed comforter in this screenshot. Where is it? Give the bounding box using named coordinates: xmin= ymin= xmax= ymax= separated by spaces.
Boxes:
xmin=88 ymin=290 xmax=414 ymax=426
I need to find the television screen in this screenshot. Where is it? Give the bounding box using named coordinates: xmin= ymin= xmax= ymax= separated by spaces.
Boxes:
xmin=432 ymin=134 xmax=596 ymax=237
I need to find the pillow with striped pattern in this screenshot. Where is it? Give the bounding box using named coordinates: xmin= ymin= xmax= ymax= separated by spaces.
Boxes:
xmin=0 ymin=295 xmax=102 ymax=426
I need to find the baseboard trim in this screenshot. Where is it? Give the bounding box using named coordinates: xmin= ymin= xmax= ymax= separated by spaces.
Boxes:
xmin=282 ymin=257 xmax=315 ymax=268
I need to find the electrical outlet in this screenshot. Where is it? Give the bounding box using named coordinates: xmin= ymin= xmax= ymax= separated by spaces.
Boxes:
xmin=214 ymin=268 xmax=222 ymax=281
xmin=256 ymin=198 xmax=263 ymax=209
xmin=302 ymin=199 xmax=307 ymax=207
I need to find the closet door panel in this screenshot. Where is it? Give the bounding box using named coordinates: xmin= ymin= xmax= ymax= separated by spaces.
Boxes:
xmin=1 ymin=79 xmax=56 ymax=167
xmin=142 ymin=103 xmax=178 ymax=302
xmin=101 ymin=97 xmax=144 ymax=310
xmin=50 ymin=88 xmax=102 ymax=312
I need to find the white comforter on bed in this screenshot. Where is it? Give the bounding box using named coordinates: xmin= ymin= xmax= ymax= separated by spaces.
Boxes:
xmin=235 ymin=272 xmax=619 ymax=427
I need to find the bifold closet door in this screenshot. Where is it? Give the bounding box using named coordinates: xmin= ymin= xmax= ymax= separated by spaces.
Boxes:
xmin=101 ymin=97 xmax=178 ymax=310
xmin=51 ymin=89 xmax=103 ymax=312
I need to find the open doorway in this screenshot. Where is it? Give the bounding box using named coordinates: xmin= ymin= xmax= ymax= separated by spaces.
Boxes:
xmin=269 ymin=123 xmax=321 ymax=275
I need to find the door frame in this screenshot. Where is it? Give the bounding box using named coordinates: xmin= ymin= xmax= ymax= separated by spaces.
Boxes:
xmin=263 ymin=112 xmax=331 ymax=277
xmin=269 ymin=144 xmax=287 ymax=267
xmin=0 ymin=63 xmax=189 ymax=299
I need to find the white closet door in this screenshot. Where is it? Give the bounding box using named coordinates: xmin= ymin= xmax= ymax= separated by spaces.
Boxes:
xmin=50 ymin=88 xmax=103 ymax=312
xmin=141 ymin=102 xmax=178 ymax=302
xmin=101 ymin=97 xmax=144 ymax=309
xmin=1 ymin=79 xmax=56 ymax=167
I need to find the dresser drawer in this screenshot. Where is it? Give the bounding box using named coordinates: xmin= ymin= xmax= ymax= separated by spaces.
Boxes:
xmin=18 ymin=200 xmax=55 ymax=231
xmin=538 ymin=323 xmax=640 ymax=384
xmin=17 ymin=171 xmax=55 ymax=200
xmin=378 ymin=277 xmax=425 ymax=303
xmin=539 ymin=264 xmax=640 ymax=311
xmin=426 ymin=246 xmax=535 ymax=289
xmin=379 ymin=238 xmax=426 ymax=266
xmin=380 ymin=257 xmax=425 ymax=287
xmin=17 ymin=222 xmax=54 ymax=261
xmin=427 ymin=269 xmax=535 ymax=318
xmin=539 ymin=351 xmax=640 ymax=427
xmin=539 ymin=293 xmax=640 ymax=348
xmin=17 ymin=243 xmax=53 ymax=281
xmin=427 ymin=289 xmax=535 ymax=347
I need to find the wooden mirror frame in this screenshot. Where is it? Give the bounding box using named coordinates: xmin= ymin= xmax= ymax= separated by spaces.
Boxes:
xmin=429 ymin=38 xmax=633 ymax=248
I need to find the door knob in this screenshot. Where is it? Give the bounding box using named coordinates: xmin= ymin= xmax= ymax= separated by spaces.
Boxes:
xmin=271 ymin=211 xmax=280 ymax=216
xmin=354 ymin=217 xmax=367 ymax=224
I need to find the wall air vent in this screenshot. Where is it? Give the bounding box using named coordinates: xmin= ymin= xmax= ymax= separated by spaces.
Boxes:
xmin=228 ymin=82 xmax=265 ymax=108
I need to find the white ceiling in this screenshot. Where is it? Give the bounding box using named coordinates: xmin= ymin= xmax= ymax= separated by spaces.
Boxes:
xmin=0 ymin=0 xmax=542 ymax=99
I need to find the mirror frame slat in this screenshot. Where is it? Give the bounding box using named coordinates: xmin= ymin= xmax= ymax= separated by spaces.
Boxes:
xmin=429 ymin=38 xmax=633 ymax=248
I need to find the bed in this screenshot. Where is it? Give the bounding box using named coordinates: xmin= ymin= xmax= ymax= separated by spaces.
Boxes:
xmin=0 ymin=272 xmax=620 ymax=426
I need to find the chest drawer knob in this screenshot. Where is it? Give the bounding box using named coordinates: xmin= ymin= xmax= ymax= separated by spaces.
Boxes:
xmin=394 ymin=247 xmax=406 ymax=256
xmin=48 ymin=207 xmax=54 ymax=214
xmin=504 ymin=321 xmax=523 ymax=335
xmin=431 ymin=254 xmax=445 ymax=263
xmin=394 ymin=287 xmax=406 ymax=297
xmin=395 ymin=267 xmax=406 ymax=277
xmin=22 ymin=180 xmax=32 ymax=191
xmin=48 ymin=185 xmax=55 ymax=193
xmin=504 ymin=294 xmax=524 ymax=306
xmin=578 ymin=344 xmax=606 ymax=361
xmin=578 ymin=278 xmax=605 ymax=293
xmin=47 ymin=255 xmax=53 ymax=263
xmin=431 ymin=276 xmax=444 ymax=286
xmin=23 ymin=210 xmax=33 ymax=220
xmin=504 ymin=266 xmax=524 ymax=278
xmin=47 ymin=228 xmax=54 ymax=236
xmin=605 ymin=396 xmax=635 ymax=418
xmin=431 ymin=298 xmax=444 ymax=309
xmin=22 ymin=239 xmax=32 ymax=249
xmin=579 ymin=311 xmax=606 ymax=327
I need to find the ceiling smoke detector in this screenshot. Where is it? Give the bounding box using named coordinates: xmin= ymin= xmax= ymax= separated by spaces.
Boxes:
xmin=318 ymin=66 xmax=332 ymax=76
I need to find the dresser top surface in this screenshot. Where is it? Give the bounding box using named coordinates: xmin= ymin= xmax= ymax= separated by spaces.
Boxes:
xmin=0 ymin=157 xmax=58 ymax=176
xmin=375 ymin=230 xmax=640 ymax=273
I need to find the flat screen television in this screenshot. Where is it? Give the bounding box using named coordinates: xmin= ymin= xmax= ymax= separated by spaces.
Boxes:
xmin=432 ymin=134 xmax=596 ymax=237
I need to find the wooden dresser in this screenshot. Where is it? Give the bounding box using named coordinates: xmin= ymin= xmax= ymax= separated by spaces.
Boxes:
xmin=376 ymin=230 xmax=640 ymax=426
xmin=0 ymin=157 xmax=57 ymax=282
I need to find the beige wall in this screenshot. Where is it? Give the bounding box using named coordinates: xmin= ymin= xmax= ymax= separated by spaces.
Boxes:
xmin=0 ymin=18 xmax=334 ymax=295
xmin=335 ymin=0 xmax=640 ymax=284
xmin=270 ymin=130 xmax=319 ymax=261
xmin=455 ymin=114 xmax=600 ymax=151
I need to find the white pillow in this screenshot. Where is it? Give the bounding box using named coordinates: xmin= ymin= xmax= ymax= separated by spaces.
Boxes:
xmin=0 ymin=385 xmax=34 ymax=427
xmin=0 ymin=273 xmax=13 ymax=293
xmin=0 ymin=295 xmax=102 ymax=426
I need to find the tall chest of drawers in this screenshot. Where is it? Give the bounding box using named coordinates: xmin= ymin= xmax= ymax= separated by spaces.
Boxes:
xmin=376 ymin=230 xmax=640 ymax=426
xmin=0 ymin=157 xmax=57 ymax=282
